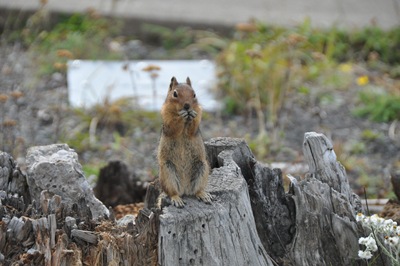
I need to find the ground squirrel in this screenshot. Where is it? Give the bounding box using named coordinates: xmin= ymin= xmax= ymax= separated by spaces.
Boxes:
xmin=157 ymin=76 xmax=212 ymax=207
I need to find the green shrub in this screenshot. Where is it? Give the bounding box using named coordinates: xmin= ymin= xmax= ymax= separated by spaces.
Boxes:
xmin=302 ymin=25 xmax=400 ymax=65
xmin=64 ymin=96 xmax=162 ymax=153
xmin=353 ymin=89 xmax=400 ymax=122
xmin=25 ymin=12 xmax=123 ymax=74
xmin=216 ymin=20 xmax=335 ymax=127
xmin=140 ymin=24 xmax=195 ymax=50
xmin=216 ymin=21 xmax=400 ymax=123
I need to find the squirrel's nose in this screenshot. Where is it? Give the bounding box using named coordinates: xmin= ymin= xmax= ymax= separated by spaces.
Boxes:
xmin=183 ymin=103 xmax=190 ymax=110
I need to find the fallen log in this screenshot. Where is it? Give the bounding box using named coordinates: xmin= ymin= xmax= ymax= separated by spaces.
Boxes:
xmin=0 ymin=132 xmax=365 ymax=265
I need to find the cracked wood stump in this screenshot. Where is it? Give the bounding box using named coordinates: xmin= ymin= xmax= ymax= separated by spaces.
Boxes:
xmin=157 ymin=137 xmax=273 ymax=266
xmin=0 ymin=145 xmax=159 ymax=266
xmin=288 ymin=132 xmax=363 ymax=265
xmin=156 ymin=133 xmax=363 ymax=265
xmin=1 ymin=133 xmax=365 ymax=265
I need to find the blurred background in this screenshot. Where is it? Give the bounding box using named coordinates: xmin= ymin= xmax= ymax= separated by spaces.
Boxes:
xmin=0 ymin=0 xmax=399 ymax=204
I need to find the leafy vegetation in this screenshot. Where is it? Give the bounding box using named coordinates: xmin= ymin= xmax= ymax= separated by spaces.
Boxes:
xmin=138 ymin=23 xmax=226 ymax=58
xmin=65 ymin=97 xmax=162 ymax=153
xmin=20 ymin=10 xmax=123 ymax=74
xmin=215 ymin=20 xmax=400 ymax=166
xmin=140 ymin=24 xmax=196 ymax=50
xmin=353 ymin=89 xmax=400 ymax=122
xmin=216 ymin=20 xmax=400 ymax=116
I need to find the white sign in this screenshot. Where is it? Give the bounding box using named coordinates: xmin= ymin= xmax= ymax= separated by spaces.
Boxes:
xmin=67 ymin=60 xmax=218 ymax=111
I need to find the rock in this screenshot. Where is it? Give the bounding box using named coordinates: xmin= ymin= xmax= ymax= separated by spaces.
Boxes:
xmin=26 ymin=144 xmax=109 ymax=219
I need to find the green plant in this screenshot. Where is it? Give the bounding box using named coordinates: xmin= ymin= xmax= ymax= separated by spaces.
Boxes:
xmin=358 ymin=171 xmax=384 ymax=198
xmin=216 ymin=20 xmax=342 ymax=143
xmin=349 ymin=141 xmax=367 ymax=155
xmin=245 ymin=132 xmax=271 ymax=160
xmin=361 ymin=129 xmax=382 ymax=141
xmin=64 ymin=96 xmax=161 ymax=152
xmin=353 ymin=89 xmax=400 ymax=122
xmin=139 ymin=23 xmax=224 ymax=58
xmin=82 ymin=163 xmax=102 ymax=178
xmin=140 ymin=24 xmax=195 ymax=50
xmin=24 ymin=12 xmax=123 ymax=74
xmin=305 ymin=25 xmax=400 ymax=66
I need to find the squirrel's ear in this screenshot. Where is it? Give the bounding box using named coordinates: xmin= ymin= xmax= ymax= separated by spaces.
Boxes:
xmin=170 ymin=77 xmax=178 ymax=90
xmin=186 ymin=77 xmax=192 ymax=86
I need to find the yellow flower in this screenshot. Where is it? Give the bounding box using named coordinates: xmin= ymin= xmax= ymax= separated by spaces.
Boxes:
xmin=357 ymin=75 xmax=369 ymax=86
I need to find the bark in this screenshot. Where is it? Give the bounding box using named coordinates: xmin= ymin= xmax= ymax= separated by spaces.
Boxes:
xmin=0 ymin=132 xmax=365 ymax=266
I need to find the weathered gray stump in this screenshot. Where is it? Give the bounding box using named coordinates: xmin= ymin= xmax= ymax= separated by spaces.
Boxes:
xmin=204 ymin=138 xmax=296 ymax=264
xmin=288 ymin=132 xmax=363 ymax=265
xmin=161 ymin=133 xmax=362 ymax=266
xmin=1 ymin=132 xmax=364 ymax=265
xmin=0 ymin=145 xmax=159 ymax=266
xmin=158 ymin=137 xmax=273 ymax=266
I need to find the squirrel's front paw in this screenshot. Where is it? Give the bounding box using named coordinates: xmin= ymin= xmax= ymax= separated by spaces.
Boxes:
xmin=170 ymin=195 xmax=185 ymax=208
xmin=178 ymin=109 xmax=197 ymax=121
xmin=188 ymin=110 xmax=197 ymax=118
xmin=178 ymin=110 xmax=187 ymax=118
xmin=196 ymin=191 xmax=213 ymax=204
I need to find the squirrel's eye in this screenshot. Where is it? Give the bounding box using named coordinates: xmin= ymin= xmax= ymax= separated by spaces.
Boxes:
xmin=173 ymin=90 xmax=178 ymax=98
xmin=193 ymin=93 xmax=196 ymax=98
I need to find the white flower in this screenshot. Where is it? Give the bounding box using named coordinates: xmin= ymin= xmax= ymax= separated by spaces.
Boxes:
xmin=370 ymin=214 xmax=384 ymax=227
xmin=358 ymin=250 xmax=373 ymax=260
xmin=384 ymin=219 xmax=394 ymax=225
xmin=359 ymin=237 xmax=368 ymax=245
xmin=396 ymin=226 xmax=400 ymax=235
xmin=369 ymin=242 xmax=378 ymax=252
xmin=359 ymin=234 xmax=376 ymax=248
xmin=356 ymin=213 xmax=400 ymax=260
xmin=356 ymin=213 xmax=364 ymax=222
xmin=385 ymin=236 xmax=399 ymax=247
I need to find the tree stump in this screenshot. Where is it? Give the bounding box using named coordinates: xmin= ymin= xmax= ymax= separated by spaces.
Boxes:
xmin=0 ymin=132 xmax=364 ymax=265
xmin=288 ymin=132 xmax=363 ymax=265
xmin=204 ymin=138 xmax=296 ymax=264
xmin=0 ymin=146 xmax=159 ymax=265
xmin=158 ymin=137 xmax=273 ymax=266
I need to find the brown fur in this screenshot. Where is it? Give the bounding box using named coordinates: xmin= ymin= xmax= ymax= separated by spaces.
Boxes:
xmin=157 ymin=77 xmax=212 ymax=207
